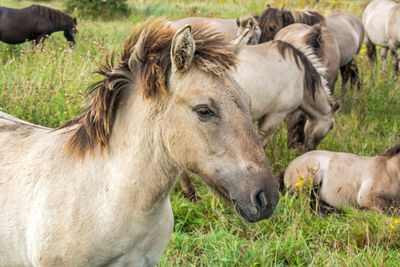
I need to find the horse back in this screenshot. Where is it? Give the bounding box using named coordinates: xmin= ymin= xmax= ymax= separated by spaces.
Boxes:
xmin=326 ymin=12 xmax=364 ymax=66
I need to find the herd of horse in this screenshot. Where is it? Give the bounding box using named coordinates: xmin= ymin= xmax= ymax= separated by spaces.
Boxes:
xmin=0 ymin=0 xmax=399 ymax=265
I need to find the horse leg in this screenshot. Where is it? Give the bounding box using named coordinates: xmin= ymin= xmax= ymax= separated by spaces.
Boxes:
xmin=340 ymin=63 xmax=350 ymax=96
xmin=380 ymin=47 xmax=388 ymax=71
xmin=349 ymin=61 xmax=361 ymax=91
xmin=179 ymin=171 xmax=201 ymax=202
xmin=257 ymin=112 xmax=287 ymax=148
xmin=34 ymin=34 xmax=48 ymax=49
xmin=365 ymin=35 xmax=376 ymax=63
xmin=390 ymin=47 xmax=399 ymax=80
xmin=284 ymin=109 xmax=307 ymax=150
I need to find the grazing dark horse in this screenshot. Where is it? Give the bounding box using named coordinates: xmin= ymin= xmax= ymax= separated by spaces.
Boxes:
xmin=0 ymin=5 xmax=77 ymax=46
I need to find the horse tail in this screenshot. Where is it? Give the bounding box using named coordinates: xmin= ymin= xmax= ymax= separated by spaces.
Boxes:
xmin=273 ymin=40 xmax=331 ymax=105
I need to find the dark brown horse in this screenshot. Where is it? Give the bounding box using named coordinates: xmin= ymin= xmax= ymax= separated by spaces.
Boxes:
xmin=0 ymin=5 xmax=77 ymax=46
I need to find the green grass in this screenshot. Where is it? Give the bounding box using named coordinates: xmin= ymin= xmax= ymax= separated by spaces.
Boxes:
xmin=1 ymin=0 xmax=400 ymax=265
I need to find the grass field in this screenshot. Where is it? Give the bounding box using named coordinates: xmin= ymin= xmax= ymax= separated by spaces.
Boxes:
xmin=1 ymin=0 xmax=400 ymax=265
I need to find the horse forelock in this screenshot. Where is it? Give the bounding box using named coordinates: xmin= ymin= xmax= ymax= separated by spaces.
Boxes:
xmin=258 ymin=8 xmax=294 ymax=39
xmin=60 ymin=19 xmax=238 ymax=158
xmin=382 ymin=144 xmax=400 ymax=158
xmin=30 ymin=4 xmax=75 ymax=28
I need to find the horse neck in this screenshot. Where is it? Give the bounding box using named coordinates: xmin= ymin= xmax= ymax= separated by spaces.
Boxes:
xmin=385 ymin=154 xmax=400 ymax=180
xmin=102 ymin=86 xmax=181 ymax=214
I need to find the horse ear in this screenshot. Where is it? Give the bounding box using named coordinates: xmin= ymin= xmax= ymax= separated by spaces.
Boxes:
xmin=232 ymin=28 xmax=250 ymax=54
xmin=249 ymin=19 xmax=254 ymax=27
xmin=236 ymin=17 xmax=240 ymax=27
xmin=171 ymin=24 xmax=195 ymax=73
xmin=266 ymin=4 xmax=271 ymax=8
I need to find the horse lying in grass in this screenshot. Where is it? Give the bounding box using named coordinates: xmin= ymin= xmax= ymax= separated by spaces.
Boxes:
xmin=274 ymin=23 xmax=341 ymax=149
xmin=363 ymin=0 xmax=400 ymax=80
xmin=257 ymin=6 xmax=364 ymax=94
xmin=284 ymin=144 xmax=400 ymax=210
xmin=179 ymin=29 xmax=339 ymax=200
xmin=0 ymin=20 xmax=280 ymax=266
xmin=0 ymin=4 xmax=77 ymax=46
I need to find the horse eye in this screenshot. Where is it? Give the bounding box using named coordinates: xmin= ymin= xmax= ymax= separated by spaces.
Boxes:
xmin=194 ymin=105 xmax=215 ymax=118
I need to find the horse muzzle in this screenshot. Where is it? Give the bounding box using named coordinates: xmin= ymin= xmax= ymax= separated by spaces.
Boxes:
xmin=231 ymin=188 xmax=280 ymax=222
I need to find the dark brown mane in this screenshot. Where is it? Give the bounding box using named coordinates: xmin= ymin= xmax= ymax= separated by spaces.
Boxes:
xmin=382 ymin=144 xmax=400 ymax=158
xmin=59 ymin=19 xmax=238 ymax=158
xmin=30 ymin=4 xmax=75 ymax=27
xmin=273 ymin=40 xmax=321 ymax=99
xmin=258 ymin=7 xmax=325 ymax=42
xmin=303 ymin=24 xmax=324 ymax=60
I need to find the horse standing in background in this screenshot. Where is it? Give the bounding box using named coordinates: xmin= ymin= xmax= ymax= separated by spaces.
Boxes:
xmin=178 ymin=29 xmax=338 ymax=201
xmin=363 ymin=0 xmax=400 ymax=80
xmin=274 ymin=23 xmax=341 ymax=149
xmin=257 ymin=6 xmax=364 ymax=94
xmin=0 ymin=4 xmax=77 ymax=46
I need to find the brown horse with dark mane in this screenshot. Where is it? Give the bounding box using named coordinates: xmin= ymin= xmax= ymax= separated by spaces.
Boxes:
xmin=0 ymin=4 xmax=77 ymax=46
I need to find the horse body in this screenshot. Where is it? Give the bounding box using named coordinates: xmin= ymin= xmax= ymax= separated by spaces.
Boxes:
xmin=0 ymin=114 xmax=173 ymax=265
xmin=172 ymin=17 xmax=238 ymax=40
xmin=274 ymin=23 xmax=340 ymax=149
xmin=0 ymin=21 xmax=280 ymax=266
xmin=284 ymin=147 xmax=400 ymax=210
xmin=274 ymin=23 xmax=340 ymax=92
xmin=0 ymin=5 xmax=76 ymax=45
xmin=325 ymin=12 xmax=364 ymax=67
xmin=363 ymin=0 xmax=400 ymax=78
xmin=171 ymin=16 xmax=261 ymax=44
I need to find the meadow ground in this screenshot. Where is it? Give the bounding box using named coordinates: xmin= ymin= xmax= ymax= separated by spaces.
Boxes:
xmin=1 ymin=0 xmax=400 ymax=265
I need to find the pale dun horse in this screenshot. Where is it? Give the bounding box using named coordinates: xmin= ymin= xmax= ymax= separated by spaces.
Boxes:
xmin=172 ymin=15 xmax=261 ymax=44
xmin=284 ymin=145 xmax=400 ymax=210
xmin=274 ymin=23 xmax=341 ymax=149
xmin=0 ymin=20 xmax=280 ymax=266
xmin=363 ymin=0 xmax=400 ymax=80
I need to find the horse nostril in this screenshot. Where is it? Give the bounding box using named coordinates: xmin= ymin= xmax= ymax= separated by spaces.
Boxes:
xmin=252 ymin=191 xmax=268 ymax=210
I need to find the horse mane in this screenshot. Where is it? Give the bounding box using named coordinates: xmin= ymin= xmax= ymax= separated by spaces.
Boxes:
xmin=258 ymin=7 xmax=325 ymax=41
xmin=272 ymin=40 xmax=329 ymax=102
xmin=30 ymin=4 xmax=75 ymax=28
xmin=59 ymin=19 xmax=238 ymax=158
xmin=302 ymin=24 xmax=324 ymax=60
xmin=382 ymin=144 xmax=400 ymax=158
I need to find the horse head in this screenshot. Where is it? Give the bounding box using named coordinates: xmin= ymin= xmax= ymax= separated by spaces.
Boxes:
xmin=236 ymin=14 xmax=261 ymax=44
xmin=258 ymin=6 xmax=294 ymax=42
xmin=64 ymin=17 xmax=77 ymax=47
xmin=164 ymin=24 xmax=280 ymax=222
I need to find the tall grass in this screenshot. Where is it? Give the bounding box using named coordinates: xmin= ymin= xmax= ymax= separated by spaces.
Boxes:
xmin=1 ymin=0 xmax=400 ymax=265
